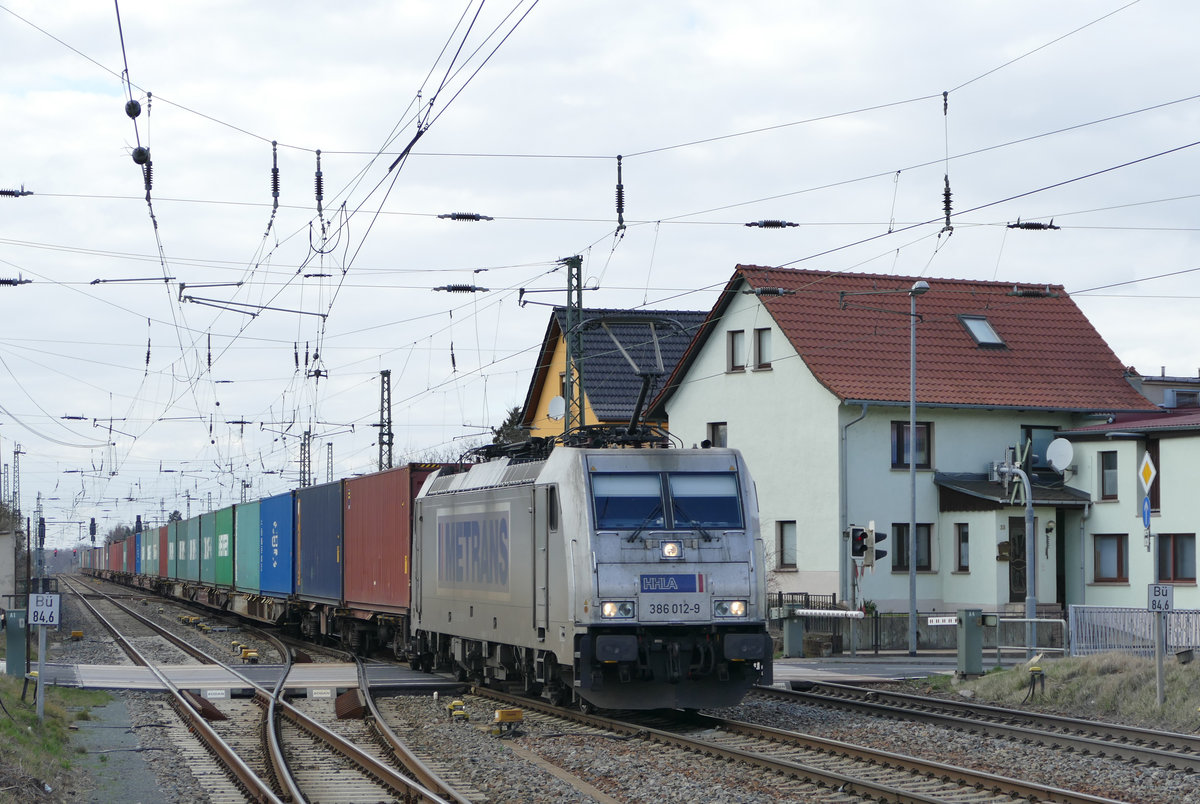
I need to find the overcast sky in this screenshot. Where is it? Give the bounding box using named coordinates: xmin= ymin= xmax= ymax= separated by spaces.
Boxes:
xmin=3 ymin=1 xmax=1199 ymax=546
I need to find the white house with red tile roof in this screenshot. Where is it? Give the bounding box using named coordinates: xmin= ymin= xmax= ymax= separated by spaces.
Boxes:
xmin=1058 ymin=408 xmax=1200 ymax=611
xmin=649 ymin=266 xmax=1154 ymax=619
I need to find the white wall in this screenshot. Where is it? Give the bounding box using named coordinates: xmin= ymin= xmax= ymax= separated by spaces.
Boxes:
xmin=664 ymin=283 xmax=1120 ymax=614
xmin=1070 ymin=434 xmax=1200 ymax=609
xmin=665 ymin=290 xmax=843 ymax=596
xmin=846 ymin=406 xmax=1073 ymax=613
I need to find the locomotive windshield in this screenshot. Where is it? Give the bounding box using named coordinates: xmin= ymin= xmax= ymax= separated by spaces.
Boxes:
xmin=592 ymin=473 xmax=665 ymax=529
xmin=669 ymin=473 xmax=743 ymax=529
xmin=591 ymin=471 xmax=742 ymax=530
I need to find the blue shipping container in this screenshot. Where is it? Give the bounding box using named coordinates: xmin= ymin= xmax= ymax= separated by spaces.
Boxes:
xmin=259 ymin=492 xmax=295 ymax=597
xmin=134 ymin=532 xmax=142 ymax=575
xmin=295 ymin=481 xmax=343 ymax=605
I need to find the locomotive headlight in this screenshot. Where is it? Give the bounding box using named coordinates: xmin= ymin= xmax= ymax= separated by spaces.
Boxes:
xmin=660 ymin=540 xmax=683 ymax=559
xmin=601 ymin=600 xmax=635 ymax=619
xmin=714 ymin=599 xmax=748 ymax=618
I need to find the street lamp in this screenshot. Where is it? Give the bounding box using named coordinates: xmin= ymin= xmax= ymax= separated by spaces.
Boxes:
xmin=908 ymin=280 xmax=930 ymax=657
xmin=837 ymin=279 xmax=932 ymax=653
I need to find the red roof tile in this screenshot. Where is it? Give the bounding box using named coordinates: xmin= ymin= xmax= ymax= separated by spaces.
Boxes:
xmin=1060 ymin=408 xmax=1200 ymax=435
xmin=657 ymin=266 xmax=1155 ymax=413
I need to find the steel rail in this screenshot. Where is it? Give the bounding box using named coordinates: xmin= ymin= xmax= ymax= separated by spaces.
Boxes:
xmin=265 ymin=686 xmax=455 ymax=804
xmin=69 ymin=575 xmax=451 ymax=803
xmin=793 ymin=679 xmax=1200 ymax=753
xmin=468 ymin=686 xmax=1102 ymax=804
xmin=355 ymin=658 xmax=476 ymax=804
xmin=60 ymin=576 xmax=285 ymax=803
xmin=683 ymin=710 xmax=1126 ymax=804
xmin=761 ymin=682 xmax=1200 ymax=772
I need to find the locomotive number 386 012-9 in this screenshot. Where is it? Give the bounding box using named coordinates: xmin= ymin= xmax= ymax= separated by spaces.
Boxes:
xmin=647 ymin=601 xmax=702 ymax=616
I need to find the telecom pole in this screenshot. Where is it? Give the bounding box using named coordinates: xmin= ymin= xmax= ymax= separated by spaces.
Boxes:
xmin=12 ymin=444 xmax=22 ymax=524
xmin=378 ymin=369 xmax=393 ymax=471
xmin=299 ymin=430 xmax=312 ymax=488
xmin=562 ymin=255 xmax=585 ymax=435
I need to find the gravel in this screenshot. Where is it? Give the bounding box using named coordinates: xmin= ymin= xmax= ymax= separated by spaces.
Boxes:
xmin=715 ymin=695 xmax=1200 ymax=804
xmin=375 ymin=693 xmax=795 ymax=803
xmin=50 ymin=579 xmax=1199 ymax=803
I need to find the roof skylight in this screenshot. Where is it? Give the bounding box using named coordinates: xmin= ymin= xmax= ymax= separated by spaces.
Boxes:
xmin=959 ymin=315 xmax=1005 ymax=347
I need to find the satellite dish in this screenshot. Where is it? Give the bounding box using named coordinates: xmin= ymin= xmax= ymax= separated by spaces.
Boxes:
xmin=547 ymin=396 xmax=566 ymax=421
xmin=1046 ymin=438 xmax=1074 ymax=473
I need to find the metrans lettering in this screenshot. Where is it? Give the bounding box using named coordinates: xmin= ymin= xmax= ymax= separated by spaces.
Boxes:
xmin=437 ymin=512 xmax=510 ymax=591
xmin=640 ymin=574 xmax=703 ymax=593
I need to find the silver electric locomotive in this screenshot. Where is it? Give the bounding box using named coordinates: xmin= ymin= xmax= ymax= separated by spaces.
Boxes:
xmin=410 ymin=444 xmax=772 ymax=710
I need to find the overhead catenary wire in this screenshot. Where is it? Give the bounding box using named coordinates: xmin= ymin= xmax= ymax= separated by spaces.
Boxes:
xmin=7 ymin=1 xmax=1190 ymax=523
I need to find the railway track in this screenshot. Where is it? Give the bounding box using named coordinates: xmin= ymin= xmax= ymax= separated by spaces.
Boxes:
xmin=61 ymin=576 xmax=461 ymax=803
xmin=764 ymin=681 xmax=1200 ymax=772
xmin=470 ymin=686 xmax=1127 ymax=804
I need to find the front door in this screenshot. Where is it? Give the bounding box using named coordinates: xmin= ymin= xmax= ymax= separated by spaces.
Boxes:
xmin=1008 ymin=516 xmax=1037 ymax=603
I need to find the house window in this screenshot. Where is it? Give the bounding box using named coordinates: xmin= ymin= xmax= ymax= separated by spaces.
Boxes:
xmin=727 ymin=330 xmax=745 ymax=372
xmin=1094 ymin=534 xmax=1128 ymax=582
xmin=1021 ymin=425 xmax=1057 ymax=471
xmin=1165 ymin=389 xmax=1200 ymax=408
xmin=891 ymin=422 xmax=931 ymax=469
xmin=706 ymin=422 xmax=728 ymax=448
xmin=955 ymin=523 xmax=969 ymax=571
xmin=959 ymin=315 xmax=1005 ymax=347
xmin=753 ymin=327 xmax=771 ymax=369
xmin=778 ymin=521 xmax=797 ymax=569
xmin=1099 ymin=451 xmax=1118 ymax=500
xmin=1158 ymin=533 xmax=1196 ymax=583
xmin=891 ymin=523 xmax=932 ymax=572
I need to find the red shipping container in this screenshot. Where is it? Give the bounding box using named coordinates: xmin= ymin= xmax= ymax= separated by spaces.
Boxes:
xmin=158 ymin=525 xmax=169 ymax=578
xmin=342 ymin=464 xmax=438 ymax=614
xmin=125 ymin=533 xmax=136 ymax=573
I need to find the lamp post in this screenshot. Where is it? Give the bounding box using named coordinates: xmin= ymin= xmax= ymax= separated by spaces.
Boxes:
xmin=837 ymin=280 xmax=932 ymax=654
xmin=908 ymin=280 xmax=930 ymax=657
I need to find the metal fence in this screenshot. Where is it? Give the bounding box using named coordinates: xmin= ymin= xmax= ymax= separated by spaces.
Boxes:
xmin=770 ymin=592 xmax=838 ymax=611
xmin=1069 ymin=604 xmax=1200 ymax=658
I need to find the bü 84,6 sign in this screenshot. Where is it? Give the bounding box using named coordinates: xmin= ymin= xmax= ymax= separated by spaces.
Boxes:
xmin=1148 ymin=584 xmax=1174 ymax=613
xmin=30 ymin=594 xmax=59 ymax=627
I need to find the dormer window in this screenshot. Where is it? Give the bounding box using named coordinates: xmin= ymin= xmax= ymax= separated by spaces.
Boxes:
xmin=1164 ymin=389 xmax=1200 ymax=408
xmin=959 ymin=315 xmax=1005 ymax=347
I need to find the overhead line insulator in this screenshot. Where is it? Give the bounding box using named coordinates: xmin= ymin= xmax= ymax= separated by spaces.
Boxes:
xmin=744 ymin=220 xmax=798 ymax=228
xmin=615 ymin=154 xmax=625 ymax=231
xmin=437 ymin=212 xmax=493 ymax=221
xmin=1007 ymin=218 xmax=1060 ymax=230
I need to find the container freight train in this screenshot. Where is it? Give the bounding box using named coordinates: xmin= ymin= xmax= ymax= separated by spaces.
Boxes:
xmin=82 ymin=447 xmax=772 ymax=710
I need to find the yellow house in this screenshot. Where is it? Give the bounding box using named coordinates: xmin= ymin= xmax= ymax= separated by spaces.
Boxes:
xmin=520 ymin=308 xmax=707 ymax=438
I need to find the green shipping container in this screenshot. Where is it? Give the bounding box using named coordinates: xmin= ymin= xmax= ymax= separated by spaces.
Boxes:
xmin=142 ymin=529 xmax=155 ymax=576
xmin=200 ymin=511 xmax=216 ymax=585
xmin=184 ymin=516 xmax=200 ymax=582
xmin=234 ymin=501 xmax=261 ymax=594
xmin=215 ymin=506 xmax=234 ymax=588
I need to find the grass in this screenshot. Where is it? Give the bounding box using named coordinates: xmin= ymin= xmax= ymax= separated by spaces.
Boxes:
xmin=0 ymin=674 xmax=110 ymax=803
xmin=899 ymin=651 xmax=1200 ymax=733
